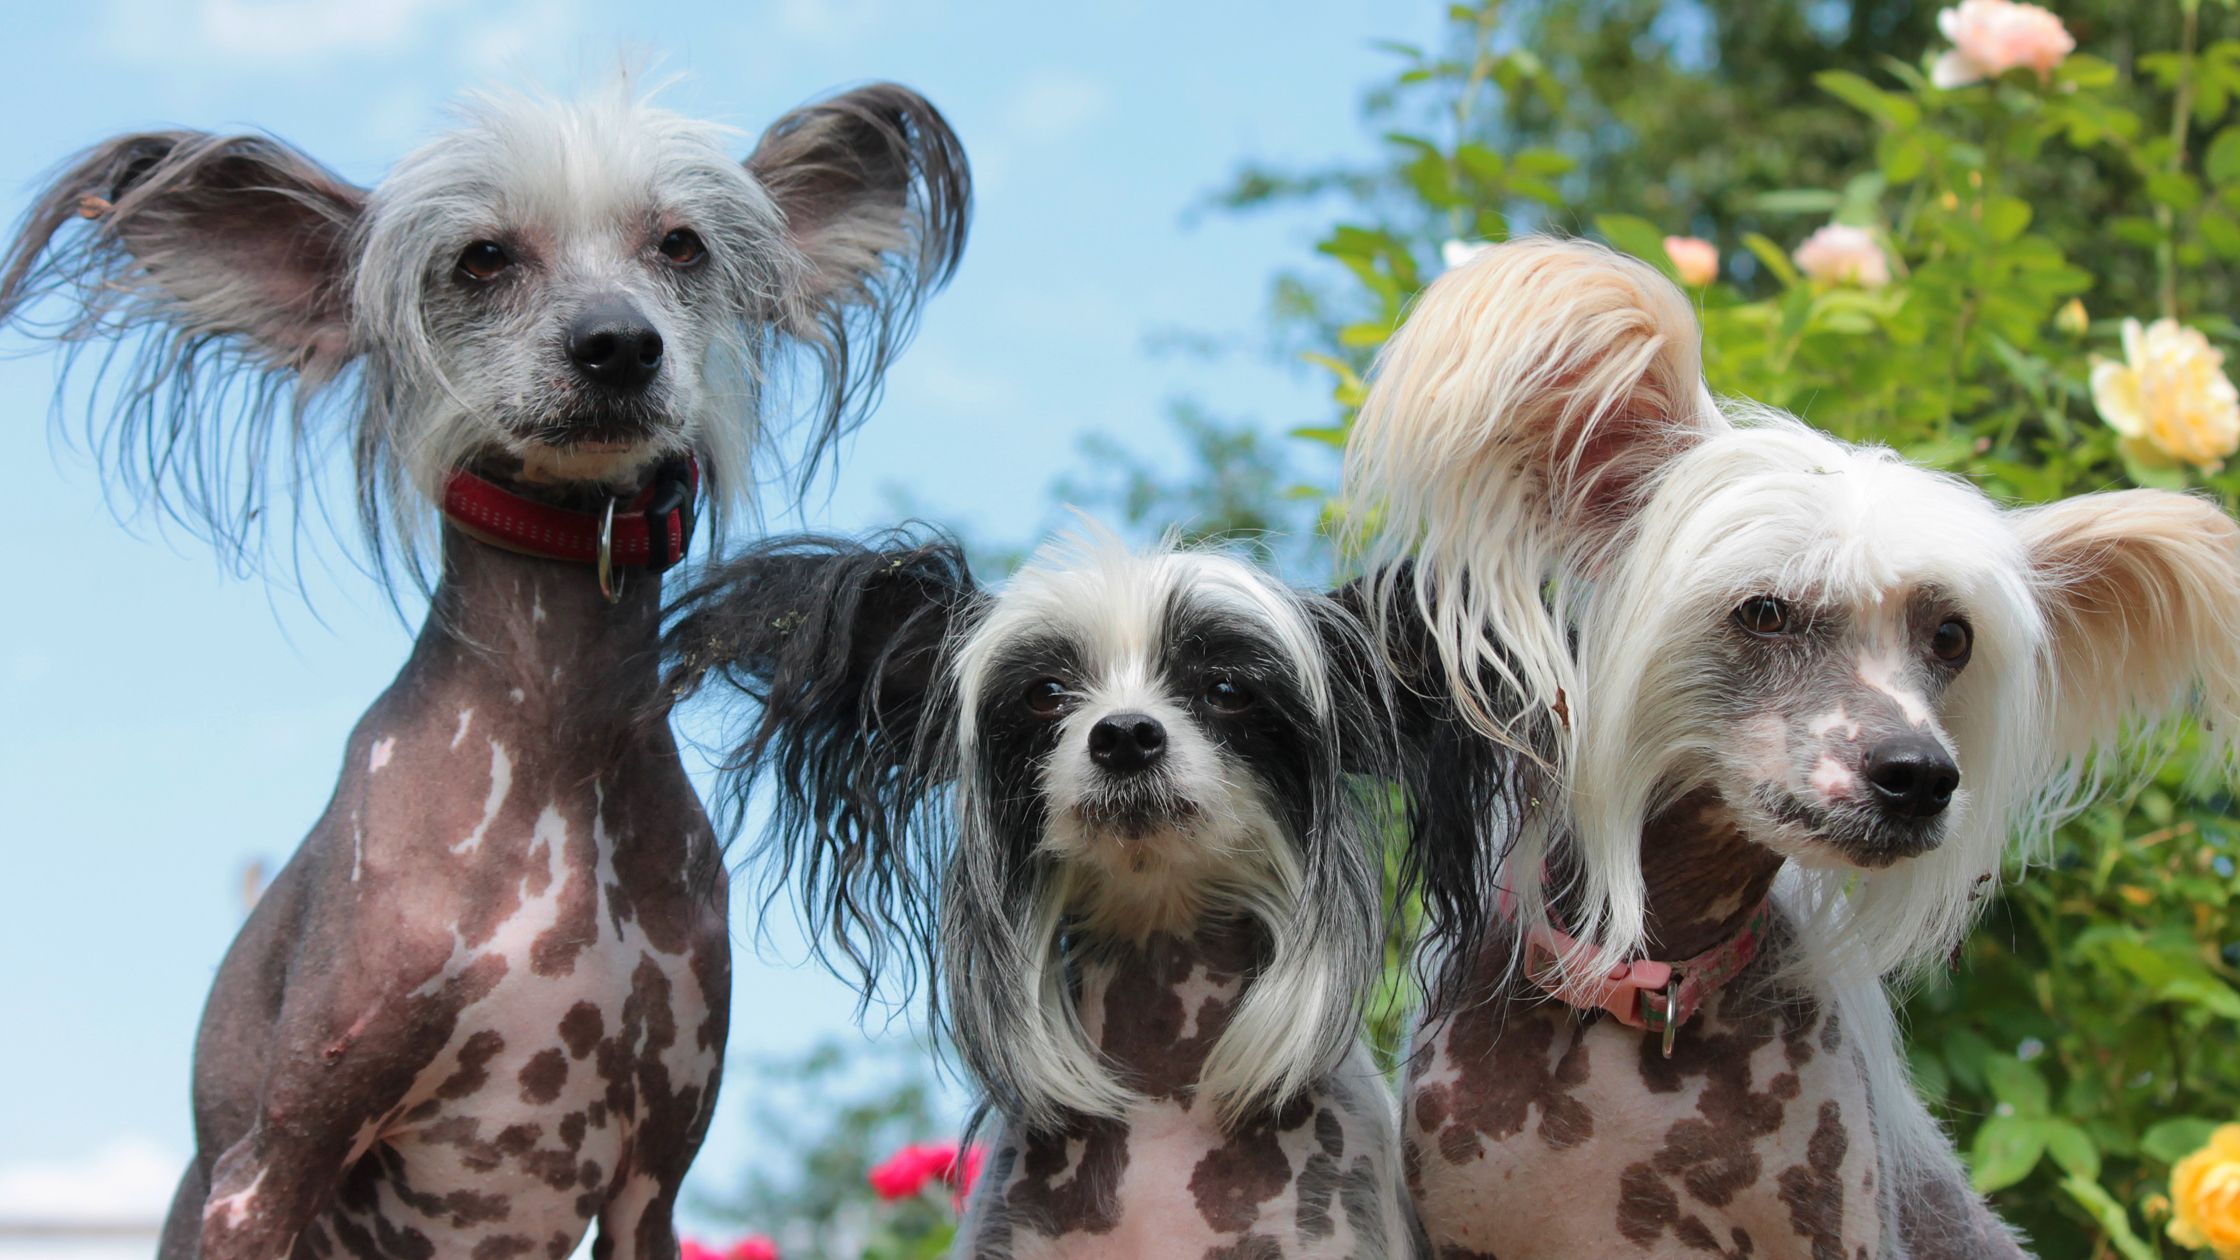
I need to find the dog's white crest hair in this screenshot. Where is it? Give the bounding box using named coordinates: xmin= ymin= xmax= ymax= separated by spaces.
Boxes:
xmin=1348 ymin=234 xmax=2240 ymax=1204
xmin=942 ymin=526 xmax=1387 ymax=1132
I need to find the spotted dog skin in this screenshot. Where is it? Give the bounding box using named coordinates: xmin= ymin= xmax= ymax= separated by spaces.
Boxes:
xmin=958 ymin=927 xmax=1413 ymax=1260
xmin=1404 ymin=793 xmax=2025 ymax=1259
xmin=158 ymin=527 xmax=730 ymax=1260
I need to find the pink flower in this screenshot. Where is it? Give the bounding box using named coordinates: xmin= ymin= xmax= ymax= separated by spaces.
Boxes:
xmin=724 ymin=1238 xmax=779 ymax=1260
xmin=1663 ymin=236 xmax=1719 ymax=286
xmin=868 ymin=1142 xmax=960 ymax=1201
xmin=1932 ymin=0 xmax=2074 ymax=87
xmin=1792 ymin=225 xmax=1891 ymax=288
xmin=679 ymin=1242 xmax=720 ymax=1260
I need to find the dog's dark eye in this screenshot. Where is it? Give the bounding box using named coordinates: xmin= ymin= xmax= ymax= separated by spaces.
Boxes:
xmin=658 ymin=228 xmax=706 ymax=267
xmin=1734 ymin=596 xmax=1792 ymax=637
xmin=457 ymin=240 xmax=512 ymax=281
xmin=1203 ymin=677 xmax=1253 ymax=714
xmin=1023 ymin=679 xmax=1067 ymax=717
xmin=1930 ymin=618 xmax=1973 ymax=665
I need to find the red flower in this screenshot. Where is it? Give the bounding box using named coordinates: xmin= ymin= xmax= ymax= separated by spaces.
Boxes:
xmin=869 ymin=1142 xmax=958 ymax=1200
xmin=679 ymin=1241 xmax=719 ymax=1260
xmin=724 ymin=1238 xmax=779 ymax=1260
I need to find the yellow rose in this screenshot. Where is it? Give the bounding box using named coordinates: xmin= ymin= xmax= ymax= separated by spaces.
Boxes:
xmin=2091 ymin=318 xmax=2240 ymax=471
xmin=2171 ymin=1124 xmax=2240 ymax=1257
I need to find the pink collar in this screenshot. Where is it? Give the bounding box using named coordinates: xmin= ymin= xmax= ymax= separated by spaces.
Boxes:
xmin=1506 ymin=889 xmax=1775 ymax=1058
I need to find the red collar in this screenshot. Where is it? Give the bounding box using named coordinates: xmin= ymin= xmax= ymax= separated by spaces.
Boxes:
xmin=441 ymin=457 xmax=700 ymax=575
xmin=1504 ymin=885 xmax=1774 ymax=1058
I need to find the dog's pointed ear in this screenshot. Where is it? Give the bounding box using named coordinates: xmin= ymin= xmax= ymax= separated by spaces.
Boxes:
xmin=661 ymin=529 xmax=976 ymax=996
xmin=1 ymin=130 xmax=364 ymax=384
xmin=746 ymin=84 xmax=971 ymax=477
xmin=2015 ymin=489 xmax=2240 ymax=772
xmin=1344 ymin=236 xmax=1724 ymax=735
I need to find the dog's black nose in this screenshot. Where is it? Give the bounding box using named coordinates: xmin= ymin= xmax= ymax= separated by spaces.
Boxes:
xmin=567 ymin=300 xmax=664 ymax=390
xmin=1864 ymin=736 xmax=1959 ymax=819
xmin=1088 ymin=712 xmax=1166 ymax=774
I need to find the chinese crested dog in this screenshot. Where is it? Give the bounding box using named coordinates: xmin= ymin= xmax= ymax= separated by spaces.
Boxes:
xmin=1 ymin=80 xmax=967 ymax=1258
xmin=662 ymin=528 xmax=1419 ymax=1258
xmin=1345 ymin=237 xmax=2240 ymax=1257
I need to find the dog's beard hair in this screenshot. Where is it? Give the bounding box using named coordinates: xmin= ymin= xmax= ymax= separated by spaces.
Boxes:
xmin=937 ymin=533 xmax=1389 ymax=1134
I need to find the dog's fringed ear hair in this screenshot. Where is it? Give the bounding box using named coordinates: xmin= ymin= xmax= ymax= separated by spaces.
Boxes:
xmin=747 ymin=84 xmax=972 ymax=484
xmin=661 ymin=528 xmax=977 ymax=1002
xmin=1345 ymin=235 xmax=1725 ymax=742
xmin=1333 ymin=563 xmax=1532 ymax=1005
xmin=2013 ymin=489 xmax=2240 ymax=776
xmin=0 ymin=131 xmax=365 ymax=557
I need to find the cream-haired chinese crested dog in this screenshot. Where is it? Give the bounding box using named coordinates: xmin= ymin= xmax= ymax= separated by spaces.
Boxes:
xmin=1345 ymin=236 xmax=2240 ymax=1258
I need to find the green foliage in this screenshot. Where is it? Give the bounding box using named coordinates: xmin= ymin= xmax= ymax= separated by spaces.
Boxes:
xmin=696 ymin=1039 xmax=961 ymax=1258
xmin=1215 ymin=1 xmax=2240 ymax=1252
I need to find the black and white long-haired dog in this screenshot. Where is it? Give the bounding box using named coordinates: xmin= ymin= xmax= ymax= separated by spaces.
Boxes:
xmin=2 ymin=80 xmax=966 ymax=1258
xmin=664 ymin=526 xmax=1420 ymax=1258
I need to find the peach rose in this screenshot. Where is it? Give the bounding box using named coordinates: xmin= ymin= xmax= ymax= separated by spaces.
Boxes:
xmin=1664 ymin=235 xmax=1720 ymax=286
xmin=2091 ymin=318 xmax=2240 ymax=471
xmin=1792 ymin=225 xmax=1890 ymax=288
xmin=1932 ymin=0 xmax=2074 ymax=88
xmin=2171 ymin=1125 xmax=2240 ymax=1258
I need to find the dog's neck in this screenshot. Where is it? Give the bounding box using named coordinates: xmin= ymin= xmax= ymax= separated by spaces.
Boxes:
xmin=1633 ymin=787 xmax=1786 ymax=960
xmin=1071 ymin=919 xmax=1259 ymax=1101
xmin=417 ymin=516 xmax=665 ymax=712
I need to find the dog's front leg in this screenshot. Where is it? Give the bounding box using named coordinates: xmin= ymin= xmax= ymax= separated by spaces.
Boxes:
xmin=192 ymin=890 xmax=481 ymax=1260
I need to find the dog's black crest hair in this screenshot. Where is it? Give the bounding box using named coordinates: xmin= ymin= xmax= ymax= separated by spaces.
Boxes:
xmin=660 ymin=526 xmax=975 ymax=1003
xmin=0 ymin=84 xmax=973 ymax=589
xmin=1338 ymin=562 xmax=1536 ymax=1005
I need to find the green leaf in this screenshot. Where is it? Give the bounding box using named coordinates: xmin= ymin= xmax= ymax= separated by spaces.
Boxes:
xmin=1595 ymin=214 xmax=1678 ymax=278
xmin=1816 ymin=69 xmax=1920 ymax=129
xmin=1752 ymin=189 xmax=1844 ymax=215
xmin=1743 ymin=233 xmax=1802 ymax=288
xmin=2209 ymin=128 xmax=2240 ymax=186
xmin=2142 ymin=1116 xmax=2222 ymax=1163
xmin=2148 ymin=169 xmax=2205 ymax=212
xmin=1970 ymin=1115 xmax=2048 ymax=1193
xmin=2043 ymin=1121 xmax=2102 ymax=1180
xmin=1336 ymin=322 xmax=1392 ymax=349
xmin=1984 ymin=196 xmax=2032 ymax=243
xmin=1984 ymin=1055 xmax=2050 ymax=1116
xmin=2059 ymin=1176 xmax=2158 ymax=1260
xmin=1878 ymin=131 xmax=1929 ymax=184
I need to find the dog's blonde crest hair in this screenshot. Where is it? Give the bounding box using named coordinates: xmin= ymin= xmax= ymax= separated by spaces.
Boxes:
xmin=1347 ymin=235 xmax=1724 ymax=747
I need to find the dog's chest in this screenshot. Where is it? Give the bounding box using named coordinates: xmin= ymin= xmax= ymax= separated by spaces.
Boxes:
xmin=314 ymin=710 xmax=722 ymax=1257
xmin=962 ymin=1052 xmax=1407 ymax=1260
xmin=1405 ymin=980 xmax=1879 ymax=1259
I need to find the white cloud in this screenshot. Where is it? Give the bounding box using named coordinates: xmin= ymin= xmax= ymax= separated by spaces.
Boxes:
xmin=1002 ymin=68 xmax=1112 ymax=144
xmin=769 ymin=0 xmax=908 ymax=44
xmin=0 ymin=1137 xmax=178 ymax=1227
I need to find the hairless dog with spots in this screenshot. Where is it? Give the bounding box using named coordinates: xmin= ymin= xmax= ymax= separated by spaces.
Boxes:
xmin=1 ymin=81 xmax=967 ymax=1258
xmin=660 ymin=527 xmax=1442 ymax=1258
xmin=1345 ymin=238 xmax=2240 ymax=1257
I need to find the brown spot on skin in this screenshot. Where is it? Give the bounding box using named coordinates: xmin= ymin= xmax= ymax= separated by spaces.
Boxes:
xmin=1438 ymin=1248 xmax=1501 ymax=1260
xmin=438 ymin=1030 xmax=506 ymax=1100
xmin=1202 ymin=1236 xmax=1283 ymax=1260
xmin=1002 ymin=1118 xmax=1131 ymax=1237
xmin=519 ymin=1048 xmax=569 ymax=1104
xmin=1189 ymin=1092 xmax=1312 ymax=1233
xmin=1294 ymin=1108 xmax=1347 ymax=1239
xmin=1092 ymin=928 xmax=1252 ymax=1098
xmin=1776 ymin=1100 xmax=1850 ymax=1260
xmin=560 ymin=1001 xmax=604 ymax=1058
xmin=546 ymin=1232 xmax=575 ymax=1260
xmin=1419 ymin=1000 xmax=1596 ymax=1165
xmin=474 ymin=1234 xmax=538 ymax=1260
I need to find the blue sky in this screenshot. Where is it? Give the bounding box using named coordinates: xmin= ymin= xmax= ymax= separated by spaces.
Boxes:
xmin=0 ymin=0 xmax=1438 ymax=1238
